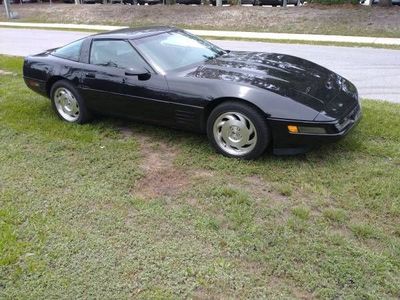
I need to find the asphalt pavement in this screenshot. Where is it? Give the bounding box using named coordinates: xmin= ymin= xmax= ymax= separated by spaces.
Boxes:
xmin=1 ymin=28 xmax=399 ymax=103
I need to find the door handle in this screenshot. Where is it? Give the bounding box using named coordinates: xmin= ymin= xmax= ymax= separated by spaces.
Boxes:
xmin=85 ymin=72 xmax=96 ymax=78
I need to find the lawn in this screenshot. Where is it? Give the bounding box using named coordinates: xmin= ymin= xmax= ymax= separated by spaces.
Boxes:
xmin=0 ymin=55 xmax=399 ymax=298
xmin=1 ymin=3 xmax=400 ymax=38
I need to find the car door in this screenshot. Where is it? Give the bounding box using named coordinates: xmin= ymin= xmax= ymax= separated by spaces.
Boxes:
xmin=80 ymin=38 xmax=171 ymax=122
xmin=120 ymin=64 xmax=174 ymax=126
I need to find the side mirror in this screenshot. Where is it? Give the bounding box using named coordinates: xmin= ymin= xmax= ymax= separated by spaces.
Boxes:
xmin=125 ymin=67 xmax=151 ymax=81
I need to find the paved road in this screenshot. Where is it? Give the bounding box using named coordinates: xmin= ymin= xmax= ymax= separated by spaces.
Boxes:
xmin=1 ymin=28 xmax=399 ymax=103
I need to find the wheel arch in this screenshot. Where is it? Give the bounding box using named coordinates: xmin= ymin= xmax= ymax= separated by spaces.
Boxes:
xmin=46 ymin=76 xmax=68 ymax=97
xmin=204 ymin=97 xmax=269 ymax=125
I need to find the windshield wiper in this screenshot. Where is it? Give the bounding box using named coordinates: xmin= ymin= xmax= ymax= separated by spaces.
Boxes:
xmin=98 ymin=61 xmax=119 ymax=68
xmin=203 ymin=54 xmax=221 ymax=61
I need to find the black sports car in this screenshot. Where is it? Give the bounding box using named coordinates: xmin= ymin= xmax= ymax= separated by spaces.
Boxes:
xmin=23 ymin=26 xmax=361 ymax=159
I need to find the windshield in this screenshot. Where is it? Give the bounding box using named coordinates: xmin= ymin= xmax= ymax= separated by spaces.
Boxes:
xmin=134 ymin=31 xmax=225 ymax=73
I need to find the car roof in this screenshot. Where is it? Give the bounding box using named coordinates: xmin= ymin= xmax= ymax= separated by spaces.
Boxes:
xmin=92 ymin=26 xmax=178 ymax=40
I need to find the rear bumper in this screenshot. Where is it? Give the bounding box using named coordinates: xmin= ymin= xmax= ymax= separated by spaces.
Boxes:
xmin=269 ymin=104 xmax=362 ymax=155
xmin=23 ymin=76 xmax=48 ymax=97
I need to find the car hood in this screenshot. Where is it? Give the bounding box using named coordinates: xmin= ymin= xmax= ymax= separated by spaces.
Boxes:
xmin=187 ymin=51 xmax=355 ymax=115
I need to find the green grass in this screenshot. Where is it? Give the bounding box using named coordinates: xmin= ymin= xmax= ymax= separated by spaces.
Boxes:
xmin=1 ymin=55 xmax=400 ymax=298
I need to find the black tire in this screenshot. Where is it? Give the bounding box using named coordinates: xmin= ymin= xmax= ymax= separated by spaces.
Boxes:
xmin=50 ymin=80 xmax=91 ymax=124
xmin=207 ymin=101 xmax=270 ymax=160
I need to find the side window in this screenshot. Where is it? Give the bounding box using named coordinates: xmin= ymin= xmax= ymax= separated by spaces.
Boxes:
xmin=90 ymin=40 xmax=148 ymax=70
xmin=52 ymin=39 xmax=83 ymax=62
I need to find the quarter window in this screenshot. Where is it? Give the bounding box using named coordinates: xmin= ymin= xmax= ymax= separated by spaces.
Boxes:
xmin=90 ymin=40 xmax=148 ymax=70
xmin=52 ymin=39 xmax=83 ymax=62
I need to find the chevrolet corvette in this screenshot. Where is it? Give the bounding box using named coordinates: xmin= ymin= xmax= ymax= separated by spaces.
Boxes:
xmin=23 ymin=26 xmax=361 ymax=159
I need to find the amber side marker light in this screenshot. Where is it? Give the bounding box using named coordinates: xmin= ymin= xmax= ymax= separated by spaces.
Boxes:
xmin=287 ymin=125 xmax=299 ymax=133
xmin=288 ymin=125 xmax=327 ymax=134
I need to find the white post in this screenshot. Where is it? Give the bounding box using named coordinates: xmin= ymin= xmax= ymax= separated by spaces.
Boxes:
xmin=3 ymin=0 xmax=12 ymax=19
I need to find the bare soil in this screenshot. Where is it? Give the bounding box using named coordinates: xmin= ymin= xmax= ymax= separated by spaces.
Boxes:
xmin=127 ymin=128 xmax=214 ymax=199
xmin=2 ymin=3 xmax=400 ymax=37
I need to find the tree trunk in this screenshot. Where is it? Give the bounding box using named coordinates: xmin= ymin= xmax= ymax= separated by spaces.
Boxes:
xmin=378 ymin=0 xmax=392 ymax=6
xmin=282 ymin=0 xmax=287 ymax=6
xmin=216 ymin=0 xmax=222 ymax=5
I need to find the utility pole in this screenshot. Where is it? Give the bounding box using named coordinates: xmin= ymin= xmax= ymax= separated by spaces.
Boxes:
xmin=282 ymin=0 xmax=287 ymax=6
xmin=216 ymin=0 xmax=222 ymax=5
xmin=3 ymin=0 xmax=12 ymax=19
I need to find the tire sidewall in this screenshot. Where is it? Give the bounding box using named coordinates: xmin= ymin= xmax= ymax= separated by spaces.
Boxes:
xmin=207 ymin=101 xmax=270 ymax=160
xmin=50 ymin=80 xmax=89 ymax=124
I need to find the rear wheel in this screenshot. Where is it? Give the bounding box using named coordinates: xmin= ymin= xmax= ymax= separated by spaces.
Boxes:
xmin=207 ymin=102 xmax=270 ymax=160
xmin=50 ymin=80 xmax=91 ymax=124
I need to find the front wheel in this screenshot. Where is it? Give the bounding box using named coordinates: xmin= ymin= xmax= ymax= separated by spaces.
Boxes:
xmin=207 ymin=102 xmax=270 ymax=160
xmin=50 ymin=80 xmax=91 ymax=124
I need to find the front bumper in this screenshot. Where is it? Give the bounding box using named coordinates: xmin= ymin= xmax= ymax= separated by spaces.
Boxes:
xmin=269 ymin=104 xmax=362 ymax=155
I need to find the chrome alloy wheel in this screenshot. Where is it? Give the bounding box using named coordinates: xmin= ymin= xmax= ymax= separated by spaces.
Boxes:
xmin=213 ymin=112 xmax=257 ymax=156
xmin=54 ymin=87 xmax=80 ymax=122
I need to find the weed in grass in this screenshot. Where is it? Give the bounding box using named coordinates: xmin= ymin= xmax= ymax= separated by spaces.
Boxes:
xmin=350 ymin=223 xmax=381 ymax=240
xmin=276 ymin=183 xmax=293 ymax=197
xmin=323 ymin=208 xmax=348 ymax=224
xmin=292 ymin=206 xmax=310 ymax=220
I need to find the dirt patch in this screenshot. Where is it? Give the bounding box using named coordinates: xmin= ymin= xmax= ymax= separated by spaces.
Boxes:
xmin=2 ymin=4 xmax=400 ymax=38
xmin=129 ymin=128 xmax=188 ymax=198
xmin=244 ymin=174 xmax=289 ymax=203
xmin=126 ymin=127 xmax=214 ymax=199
